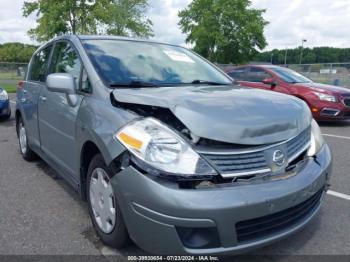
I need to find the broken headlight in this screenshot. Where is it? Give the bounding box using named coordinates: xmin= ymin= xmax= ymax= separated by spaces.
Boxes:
xmin=115 ymin=118 xmax=217 ymax=179
xmin=307 ymin=119 xmax=325 ymax=157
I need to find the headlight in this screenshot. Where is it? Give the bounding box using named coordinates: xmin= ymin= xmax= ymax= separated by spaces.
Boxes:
xmin=0 ymin=89 xmax=8 ymax=101
xmin=307 ymin=119 xmax=325 ymax=157
xmin=115 ymin=118 xmax=217 ymax=179
xmin=314 ymin=92 xmax=337 ymax=102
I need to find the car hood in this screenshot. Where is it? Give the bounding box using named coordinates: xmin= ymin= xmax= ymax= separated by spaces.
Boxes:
xmin=112 ymin=85 xmax=312 ymax=145
xmin=295 ymin=82 xmax=350 ymax=95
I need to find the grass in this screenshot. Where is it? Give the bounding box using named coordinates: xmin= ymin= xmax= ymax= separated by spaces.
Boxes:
xmin=0 ymin=83 xmax=17 ymax=93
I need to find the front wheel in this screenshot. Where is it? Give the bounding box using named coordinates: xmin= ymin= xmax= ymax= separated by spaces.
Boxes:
xmin=86 ymin=154 xmax=130 ymax=249
xmin=17 ymin=117 xmax=37 ymax=161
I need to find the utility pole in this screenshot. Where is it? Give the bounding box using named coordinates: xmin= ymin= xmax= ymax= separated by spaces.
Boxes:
xmin=270 ymin=53 xmax=274 ymax=64
xmin=299 ymin=39 xmax=307 ymax=64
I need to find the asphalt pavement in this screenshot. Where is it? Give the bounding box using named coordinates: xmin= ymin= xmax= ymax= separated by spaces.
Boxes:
xmin=0 ymin=94 xmax=349 ymax=260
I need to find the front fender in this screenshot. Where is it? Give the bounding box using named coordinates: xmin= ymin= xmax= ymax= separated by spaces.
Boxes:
xmin=76 ymin=96 xmax=137 ymax=166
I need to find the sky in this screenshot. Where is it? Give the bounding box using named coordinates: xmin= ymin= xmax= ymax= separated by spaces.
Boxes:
xmin=1 ymin=0 xmax=350 ymax=51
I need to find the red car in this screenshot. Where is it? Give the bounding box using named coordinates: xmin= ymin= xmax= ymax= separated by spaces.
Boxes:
xmin=225 ymin=65 xmax=350 ymax=121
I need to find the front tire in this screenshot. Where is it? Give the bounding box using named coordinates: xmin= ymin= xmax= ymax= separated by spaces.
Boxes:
xmin=17 ymin=116 xmax=37 ymax=161
xmin=86 ymin=154 xmax=130 ymax=249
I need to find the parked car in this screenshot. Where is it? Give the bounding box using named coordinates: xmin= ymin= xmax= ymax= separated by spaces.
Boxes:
xmin=16 ymin=35 xmax=332 ymax=255
xmin=225 ymin=65 xmax=350 ymax=121
xmin=0 ymin=87 xmax=11 ymax=120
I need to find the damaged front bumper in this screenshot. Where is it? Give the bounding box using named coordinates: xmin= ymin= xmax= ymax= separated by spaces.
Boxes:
xmin=110 ymin=144 xmax=332 ymax=255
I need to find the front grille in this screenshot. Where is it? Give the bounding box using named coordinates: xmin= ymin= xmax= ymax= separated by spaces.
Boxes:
xmin=235 ymin=188 xmax=323 ymax=243
xmin=286 ymin=127 xmax=311 ymax=160
xmin=201 ymin=127 xmax=311 ymax=178
xmin=202 ymin=151 xmax=269 ymax=177
xmin=343 ymin=98 xmax=350 ymax=107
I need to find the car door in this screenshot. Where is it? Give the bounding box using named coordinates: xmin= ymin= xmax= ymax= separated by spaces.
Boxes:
xmin=240 ymin=67 xmax=275 ymax=91
xmin=37 ymin=41 xmax=83 ymax=180
xmin=19 ymin=45 xmax=53 ymax=151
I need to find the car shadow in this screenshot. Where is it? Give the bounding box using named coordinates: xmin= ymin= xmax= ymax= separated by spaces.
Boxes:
xmin=318 ymin=120 xmax=350 ymax=127
xmin=0 ymin=116 xmax=15 ymax=127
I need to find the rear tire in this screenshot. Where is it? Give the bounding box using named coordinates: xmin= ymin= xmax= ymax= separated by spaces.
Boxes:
xmin=17 ymin=116 xmax=37 ymax=161
xmin=86 ymin=154 xmax=130 ymax=249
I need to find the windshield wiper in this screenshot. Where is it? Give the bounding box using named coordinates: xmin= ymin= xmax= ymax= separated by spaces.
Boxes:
xmin=110 ymin=80 xmax=159 ymax=88
xmin=190 ymin=80 xmax=231 ymax=86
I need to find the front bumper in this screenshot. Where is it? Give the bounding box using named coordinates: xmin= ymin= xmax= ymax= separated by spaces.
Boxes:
xmin=309 ymin=100 xmax=350 ymax=120
xmin=111 ymin=145 xmax=332 ymax=255
xmin=0 ymin=100 xmax=11 ymax=116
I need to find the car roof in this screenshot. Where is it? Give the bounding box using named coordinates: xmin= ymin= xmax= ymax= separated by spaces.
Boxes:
xmin=49 ymin=34 xmax=180 ymax=47
xmin=243 ymin=64 xmax=289 ymax=70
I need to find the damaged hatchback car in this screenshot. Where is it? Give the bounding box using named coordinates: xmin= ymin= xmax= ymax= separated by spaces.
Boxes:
xmin=16 ymin=35 xmax=332 ymax=255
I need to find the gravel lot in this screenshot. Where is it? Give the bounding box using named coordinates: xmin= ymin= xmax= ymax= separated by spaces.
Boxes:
xmin=1 ymin=94 xmax=349 ymax=260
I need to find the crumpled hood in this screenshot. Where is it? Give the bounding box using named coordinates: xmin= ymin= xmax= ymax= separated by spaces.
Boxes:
xmin=296 ymin=82 xmax=350 ymax=94
xmin=113 ymin=85 xmax=312 ymax=145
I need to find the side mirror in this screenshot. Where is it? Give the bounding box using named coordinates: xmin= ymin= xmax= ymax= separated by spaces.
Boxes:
xmin=46 ymin=73 xmax=78 ymax=107
xmin=262 ymin=78 xmax=277 ymax=87
xmin=46 ymin=73 xmax=75 ymax=94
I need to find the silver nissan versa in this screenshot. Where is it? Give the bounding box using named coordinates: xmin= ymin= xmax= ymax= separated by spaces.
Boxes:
xmin=16 ymin=35 xmax=332 ymax=255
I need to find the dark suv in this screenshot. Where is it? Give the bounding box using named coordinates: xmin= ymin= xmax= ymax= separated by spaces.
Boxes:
xmin=226 ymin=65 xmax=350 ymax=121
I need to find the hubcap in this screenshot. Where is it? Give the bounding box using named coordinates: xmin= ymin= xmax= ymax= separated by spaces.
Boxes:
xmin=19 ymin=122 xmax=27 ymax=154
xmin=89 ymin=168 xmax=116 ymax=234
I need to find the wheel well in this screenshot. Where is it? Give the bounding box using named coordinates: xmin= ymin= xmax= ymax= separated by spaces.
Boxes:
xmin=80 ymin=141 xmax=101 ymax=200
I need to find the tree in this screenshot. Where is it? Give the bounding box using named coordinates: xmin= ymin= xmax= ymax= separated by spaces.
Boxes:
xmin=23 ymin=0 xmax=153 ymax=42
xmin=178 ymin=0 xmax=268 ymax=64
xmin=0 ymin=43 xmax=37 ymax=63
xmin=253 ymin=47 xmax=350 ymax=64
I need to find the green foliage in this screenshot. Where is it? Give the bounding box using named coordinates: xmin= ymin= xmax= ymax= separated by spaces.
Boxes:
xmin=254 ymin=47 xmax=350 ymax=64
xmin=0 ymin=83 xmax=17 ymax=93
xmin=96 ymin=0 xmax=153 ymax=37
xmin=0 ymin=43 xmax=37 ymax=63
xmin=23 ymin=0 xmax=153 ymax=42
xmin=178 ymin=0 xmax=268 ymax=64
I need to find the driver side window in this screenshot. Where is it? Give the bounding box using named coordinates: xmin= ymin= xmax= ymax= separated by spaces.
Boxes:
xmin=247 ymin=67 xmax=272 ymax=83
xmin=49 ymin=41 xmax=82 ymax=89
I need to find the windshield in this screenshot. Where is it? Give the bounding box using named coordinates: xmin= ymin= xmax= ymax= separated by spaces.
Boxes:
xmin=270 ymin=67 xmax=313 ymax=84
xmin=83 ymin=39 xmax=231 ymax=87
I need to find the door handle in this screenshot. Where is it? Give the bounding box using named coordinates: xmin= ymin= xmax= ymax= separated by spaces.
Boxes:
xmin=39 ymin=96 xmax=47 ymax=103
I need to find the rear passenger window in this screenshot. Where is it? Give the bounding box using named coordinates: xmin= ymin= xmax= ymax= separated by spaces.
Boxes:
xmin=28 ymin=46 xmax=52 ymax=82
xmin=50 ymin=42 xmax=82 ymax=89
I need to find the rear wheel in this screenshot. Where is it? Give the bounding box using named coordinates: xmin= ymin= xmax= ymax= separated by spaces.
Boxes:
xmin=86 ymin=154 xmax=130 ymax=248
xmin=17 ymin=117 xmax=37 ymax=161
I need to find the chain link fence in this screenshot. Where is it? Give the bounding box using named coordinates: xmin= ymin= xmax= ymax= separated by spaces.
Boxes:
xmin=286 ymin=63 xmax=350 ymax=87
xmin=217 ymin=62 xmax=350 ymax=88
xmin=0 ymin=62 xmax=28 ymax=92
